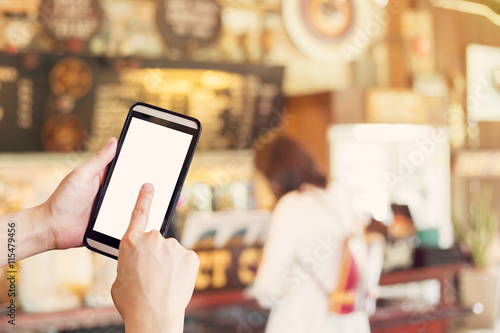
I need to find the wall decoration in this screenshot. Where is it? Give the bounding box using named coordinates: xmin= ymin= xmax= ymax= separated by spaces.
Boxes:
xmin=0 ymin=54 xmax=49 ymax=151
xmin=366 ymin=88 xmax=428 ymax=124
xmin=48 ymin=57 xmax=93 ymax=99
xmin=157 ymin=0 xmax=222 ymax=50
xmin=4 ymin=18 xmax=36 ymax=52
xmin=282 ymin=0 xmax=384 ymax=64
xmin=38 ymin=0 xmax=103 ymax=53
xmin=87 ymin=61 xmax=284 ymax=151
xmin=0 ymin=0 xmax=353 ymax=95
xmin=0 ymin=53 xmax=284 ymax=152
xmin=400 ymin=10 xmax=436 ymax=74
xmin=41 ymin=57 xmax=94 ymax=151
xmin=466 ymin=44 xmax=500 ymax=121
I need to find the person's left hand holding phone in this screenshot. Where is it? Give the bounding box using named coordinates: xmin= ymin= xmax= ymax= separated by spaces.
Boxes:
xmin=0 ymin=138 xmax=117 ymax=266
xmin=112 ymin=183 xmax=200 ymax=333
xmin=43 ymin=137 xmax=118 ymax=250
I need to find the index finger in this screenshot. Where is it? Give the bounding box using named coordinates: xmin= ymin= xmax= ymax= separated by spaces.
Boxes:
xmin=126 ymin=183 xmax=155 ymax=233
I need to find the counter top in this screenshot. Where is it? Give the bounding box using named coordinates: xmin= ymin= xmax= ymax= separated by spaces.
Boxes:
xmin=0 ymin=263 xmax=470 ymax=332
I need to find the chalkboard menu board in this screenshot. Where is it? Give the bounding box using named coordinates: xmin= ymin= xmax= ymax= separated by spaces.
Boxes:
xmin=0 ymin=53 xmax=284 ymax=152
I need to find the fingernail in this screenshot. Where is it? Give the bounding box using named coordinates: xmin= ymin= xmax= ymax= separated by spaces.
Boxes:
xmin=105 ymin=137 xmax=115 ymax=148
xmin=177 ymin=195 xmax=184 ymax=207
xmin=143 ymin=183 xmax=153 ymax=191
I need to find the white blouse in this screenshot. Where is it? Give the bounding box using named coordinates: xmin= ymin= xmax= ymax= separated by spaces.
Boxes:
xmin=248 ymin=183 xmax=371 ymax=333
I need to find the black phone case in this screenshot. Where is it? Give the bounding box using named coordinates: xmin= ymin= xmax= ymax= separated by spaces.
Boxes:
xmin=83 ymin=102 xmax=202 ymax=260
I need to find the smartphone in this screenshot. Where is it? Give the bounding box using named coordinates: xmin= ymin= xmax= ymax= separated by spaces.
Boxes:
xmin=84 ymin=102 xmax=201 ymax=259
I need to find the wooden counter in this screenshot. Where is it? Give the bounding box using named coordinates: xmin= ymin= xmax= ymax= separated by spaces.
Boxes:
xmin=371 ymin=262 xmax=471 ymax=333
xmin=0 ymin=263 xmax=470 ymax=332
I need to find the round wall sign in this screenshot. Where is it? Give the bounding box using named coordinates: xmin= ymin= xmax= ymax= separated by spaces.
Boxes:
xmin=283 ymin=0 xmax=381 ymax=64
xmin=48 ymin=57 xmax=93 ymax=99
xmin=38 ymin=0 xmax=103 ymax=44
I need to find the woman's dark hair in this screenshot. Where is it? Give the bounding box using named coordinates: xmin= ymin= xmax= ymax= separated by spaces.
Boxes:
xmin=254 ymin=135 xmax=328 ymax=199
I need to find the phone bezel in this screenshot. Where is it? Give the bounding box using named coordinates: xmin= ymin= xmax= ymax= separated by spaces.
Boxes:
xmin=84 ymin=102 xmax=201 ymax=259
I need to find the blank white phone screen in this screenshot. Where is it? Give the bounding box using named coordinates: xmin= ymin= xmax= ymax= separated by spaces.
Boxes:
xmin=93 ymin=116 xmax=193 ymax=240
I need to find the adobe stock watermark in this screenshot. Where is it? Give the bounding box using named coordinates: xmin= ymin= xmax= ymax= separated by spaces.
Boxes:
xmin=341 ymin=0 xmax=408 ymax=62
xmin=6 ymin=221 xmax=17 ymax=326
xmin=236 ymin=233 xmax=342 ymax=333
xmin=384 ymin=71 xmax=496 ymax=188
xmin=467 ymin=76 xmax=496 ymax=126
xmin=384 ymin=129 xmax=448 ymax=187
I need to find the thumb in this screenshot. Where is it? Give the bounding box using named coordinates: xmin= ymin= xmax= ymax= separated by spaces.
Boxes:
xmin=78 ymin=138 xmax=117 ymax=179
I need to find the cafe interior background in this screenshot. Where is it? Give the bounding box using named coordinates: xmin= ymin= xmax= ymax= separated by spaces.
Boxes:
xmin=1 ymin=0 xmax=500 ymax=332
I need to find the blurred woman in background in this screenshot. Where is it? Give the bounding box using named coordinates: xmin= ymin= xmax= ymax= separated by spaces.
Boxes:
xmin=248 ymin=135 xmax=370 ymax=333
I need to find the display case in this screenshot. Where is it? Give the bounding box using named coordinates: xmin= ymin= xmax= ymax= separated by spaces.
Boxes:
xmin=329 ymin=124 xmax=453 ymax=248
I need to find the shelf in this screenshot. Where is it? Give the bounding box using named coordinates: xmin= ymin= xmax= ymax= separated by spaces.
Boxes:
xmin=379 ymin=262 xmax=468 ymax=286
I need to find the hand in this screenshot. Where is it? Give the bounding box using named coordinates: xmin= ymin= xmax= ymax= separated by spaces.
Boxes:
xmin=0 ymin=138 xmax=117 ymax=266
xmin=111 ymin=183 xmax=200 ymax=333
xmin=43 ymin=137 xmax=117 ymax=249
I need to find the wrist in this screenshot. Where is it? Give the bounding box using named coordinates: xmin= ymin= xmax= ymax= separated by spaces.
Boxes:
xmin=32 ymin=203 xmax=56 ymax=252
xmin=2 ymin=203 xmax=57 ymax=264
xmin=123 ymin=312 xmax=185 ymax=333
xmin=164 ymin=312 xmax=185 ymax=333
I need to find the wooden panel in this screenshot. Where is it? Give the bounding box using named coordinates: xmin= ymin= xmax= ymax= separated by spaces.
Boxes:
xmin=417 ymin=0 xmax=500 ymax=149
xmin=283 ymin=92 xmax=332 ymax=174
xmin=331 ymin=89 xmax=365 ymax=124
xmin=387 ymin=0 xmax=412 ymax=88
xmin=478 ymin=122 xmax=500 ymax=149
xmin=420 ymin=2 xmax=500 ymax=76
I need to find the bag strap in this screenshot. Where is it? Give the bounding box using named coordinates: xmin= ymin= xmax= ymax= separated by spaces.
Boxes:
xmin=295 ymin=188 xmax=352 ymax=296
